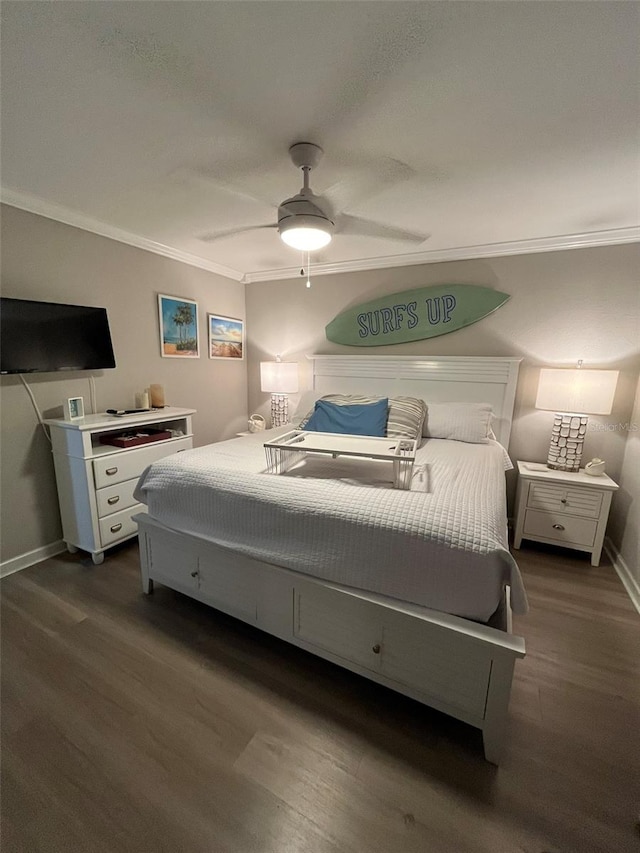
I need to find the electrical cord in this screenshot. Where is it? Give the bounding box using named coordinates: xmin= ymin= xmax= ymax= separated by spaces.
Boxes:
xmin=19 ymin=375 xmax=52 ymax=444
xmin=89 ymin=374 xmax=97 ymax=414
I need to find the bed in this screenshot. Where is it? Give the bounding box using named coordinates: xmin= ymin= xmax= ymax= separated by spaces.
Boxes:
xmin=134 ymin=355 xmax=526 ymax=763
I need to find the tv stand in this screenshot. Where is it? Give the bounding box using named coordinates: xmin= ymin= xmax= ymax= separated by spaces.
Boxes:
xmin=45 ymin=407 xmax=195 ymax=564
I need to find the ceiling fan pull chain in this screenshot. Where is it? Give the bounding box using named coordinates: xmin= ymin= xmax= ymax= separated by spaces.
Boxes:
xmin=300 ymin=251 xmax=312 ymax=288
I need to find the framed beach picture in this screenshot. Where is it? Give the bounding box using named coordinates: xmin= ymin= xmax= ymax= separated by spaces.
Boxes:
xmin=208 ymin=314 xmax=244 ymax=360
xmin=158 ymin=294 xmax=199 ymax=358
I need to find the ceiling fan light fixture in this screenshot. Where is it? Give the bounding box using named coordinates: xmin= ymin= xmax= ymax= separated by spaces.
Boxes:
xmin=278 ymin=185 xmax=334 ymax=252
xmin=280 ymin=223 xmax=332 ymax=251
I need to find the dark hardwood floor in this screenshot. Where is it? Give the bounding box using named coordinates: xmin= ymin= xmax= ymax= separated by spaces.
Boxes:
xmin=2 ymin=539 xmax=639 ymax=853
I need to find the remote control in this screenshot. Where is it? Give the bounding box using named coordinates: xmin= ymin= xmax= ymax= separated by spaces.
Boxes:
xmin=106 ymin=408 xmax=152 ymax=416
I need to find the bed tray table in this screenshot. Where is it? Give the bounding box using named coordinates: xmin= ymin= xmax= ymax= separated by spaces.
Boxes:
xmin=264 ymin=430 xmax=417 ymax=490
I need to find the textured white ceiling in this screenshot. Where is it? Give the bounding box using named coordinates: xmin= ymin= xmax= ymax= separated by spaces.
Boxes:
xmin=1 ymin=1 xmax=638 ymax=281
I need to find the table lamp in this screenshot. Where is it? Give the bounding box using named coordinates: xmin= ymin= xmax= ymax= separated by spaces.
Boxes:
xmin=260 ymin=358 xmax=299 ymax=427
xmin=535 ymin=365 xmax=618 ymax=472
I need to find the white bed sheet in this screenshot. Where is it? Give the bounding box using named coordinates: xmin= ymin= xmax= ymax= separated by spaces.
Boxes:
xmin=134 ymin=428 xmax=527 ymax=621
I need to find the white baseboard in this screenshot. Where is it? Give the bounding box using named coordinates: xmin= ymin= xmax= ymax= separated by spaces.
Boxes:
xmin=0 ymin=540 xmax=66 ymax=579
xmin=604 ymin=538 xmax=640 ymax=615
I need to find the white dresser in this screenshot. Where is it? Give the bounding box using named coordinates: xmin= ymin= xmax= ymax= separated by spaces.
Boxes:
xmin=46 ymin=408 xmax=195 ymax=564
xmin=513 ymin=461 xmax=618 ymax=567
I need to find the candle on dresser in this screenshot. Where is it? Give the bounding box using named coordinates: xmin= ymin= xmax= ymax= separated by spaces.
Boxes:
xmin=149 ymin=384 xmax=165 ymax=408
xmin=135 ymin=390 xmax=150 ymax=409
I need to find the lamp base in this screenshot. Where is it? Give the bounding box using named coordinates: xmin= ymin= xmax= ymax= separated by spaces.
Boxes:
xmin=546 ymin=413 xmax=588 ymax=472
xmin=270 ymin=393 xmax=290 ymax=428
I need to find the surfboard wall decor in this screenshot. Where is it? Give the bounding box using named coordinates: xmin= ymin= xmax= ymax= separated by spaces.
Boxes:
xmin=325 ymin=284 xmax=510 ymax=347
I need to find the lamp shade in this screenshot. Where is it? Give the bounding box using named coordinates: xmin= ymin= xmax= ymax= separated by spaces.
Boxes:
xmin=260 ymin=361 xmax=299 ymax=394
xmin=535 ymin=369 xmax=618 ymax=415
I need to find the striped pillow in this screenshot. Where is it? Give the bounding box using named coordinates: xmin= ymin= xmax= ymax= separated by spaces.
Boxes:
xmin=387 ymin=396 xmax=428 ymax=440
xmin=299 ymin=394 xmax=426 ymax=441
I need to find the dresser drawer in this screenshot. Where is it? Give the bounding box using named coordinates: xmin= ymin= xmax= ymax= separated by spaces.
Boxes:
xmin=99 ymin=504 xmax=141 ymax=547
xmin=93 ymin=437 xmax=192 ymax=488
xmin=523 ymin=509 xmax=597 ymax=547
xmin=527 ymin=483 xmax=603 ymax=519
xmin=95 ymin=477 xmax=139 ymax=518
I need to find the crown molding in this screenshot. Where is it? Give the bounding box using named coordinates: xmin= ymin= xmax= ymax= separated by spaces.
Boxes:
xmin=244 ymin=226 xmax=640 ymax=282
xmin=0 ymin=188 xmax=245 ymax=282
xmin=2 ymin=187 xmax=637 ymax=285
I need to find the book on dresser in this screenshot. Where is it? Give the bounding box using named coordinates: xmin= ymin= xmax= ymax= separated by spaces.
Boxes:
xmin=45 ymin=407 xmax=196 ymax=564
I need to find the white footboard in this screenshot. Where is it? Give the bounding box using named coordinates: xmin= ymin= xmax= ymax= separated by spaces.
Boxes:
xmin=135 ymin=513 xmax=525 ymax=764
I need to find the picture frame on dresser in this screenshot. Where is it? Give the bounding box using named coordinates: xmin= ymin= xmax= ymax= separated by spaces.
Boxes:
xmin=63 ymin=396 xmax=85 ymax=421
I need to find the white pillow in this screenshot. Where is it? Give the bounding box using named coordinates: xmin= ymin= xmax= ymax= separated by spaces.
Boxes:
xmin=290 ymin=391 xmax=321 ymax=426
xmin=422 ymin=402 xmax=493 ymax=444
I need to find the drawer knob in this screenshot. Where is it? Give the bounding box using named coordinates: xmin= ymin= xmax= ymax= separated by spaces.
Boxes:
xmin=110 ymin=523 xmax=123 ymax=533
xmin=372 ymin=643 xmax=381 ymax=654
xmin=107 ymin=496 xmax=120 ymax=505
xmin=105 ymin=467 xmax=118 ymax=476
xmin=552 ymin=524 xmax=565 ymax=531
xmin=190 ymin=570 xmax=199 ymax=578
xmin=560 ymin=498 xmax=567 ymax=504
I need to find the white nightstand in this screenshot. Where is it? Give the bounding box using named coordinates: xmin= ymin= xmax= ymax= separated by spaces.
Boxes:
xmin=513 ymin=461 xmax=618 ymax=566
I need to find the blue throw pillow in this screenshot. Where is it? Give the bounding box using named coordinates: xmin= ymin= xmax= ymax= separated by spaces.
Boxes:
xmin=303 ymin=398 xmax=389 ymax=436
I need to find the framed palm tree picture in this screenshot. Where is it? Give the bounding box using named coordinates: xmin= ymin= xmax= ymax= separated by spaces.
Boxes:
xmin=208 ymin=314 xmax=244 ymax=359
xmin=158 ymin=294 xmax=199 ymax=358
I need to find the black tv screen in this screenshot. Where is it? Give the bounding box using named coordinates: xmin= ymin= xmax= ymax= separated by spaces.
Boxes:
xmin=0 ymin=297 xmax=116 ymax=374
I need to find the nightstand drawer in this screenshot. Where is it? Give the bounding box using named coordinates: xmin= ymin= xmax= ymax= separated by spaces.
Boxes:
xmin=523 ymin=509 xmax=597 ymax=547
xmin=527 ymin=483 xmax=603 ymax=518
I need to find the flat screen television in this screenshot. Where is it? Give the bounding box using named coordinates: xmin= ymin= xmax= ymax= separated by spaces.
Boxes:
xmin=0 ymin=297 xmax=117 ymax=374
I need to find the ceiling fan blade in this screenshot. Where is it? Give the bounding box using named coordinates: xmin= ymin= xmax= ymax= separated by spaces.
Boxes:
xmin=337 ymin=214 xmax=428 ymax=244
xmin=173 ymin=167 xmax=279 ymax=209
xmin=322 ymin=158 xmax=415 ymax=213
xmin=198 ymin=224 xmax=277 ymax=243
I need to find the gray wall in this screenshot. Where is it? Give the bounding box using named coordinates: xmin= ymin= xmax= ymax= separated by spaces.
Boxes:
xmin=246 ymin=243 xmax=640 ymax=565
xmin=1 ymin=205 xmax=247 ymax=563
xmin=609 ymin=374 xmax=640 ymax=588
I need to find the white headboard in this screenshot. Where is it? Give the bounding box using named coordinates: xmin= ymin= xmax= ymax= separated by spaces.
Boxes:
xmin=309 ymin=355 xmax=522 ymax=449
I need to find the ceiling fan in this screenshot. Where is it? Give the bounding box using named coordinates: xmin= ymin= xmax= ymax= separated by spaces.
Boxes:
xmin=198 ymin=142 xmax=429 ymax=252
